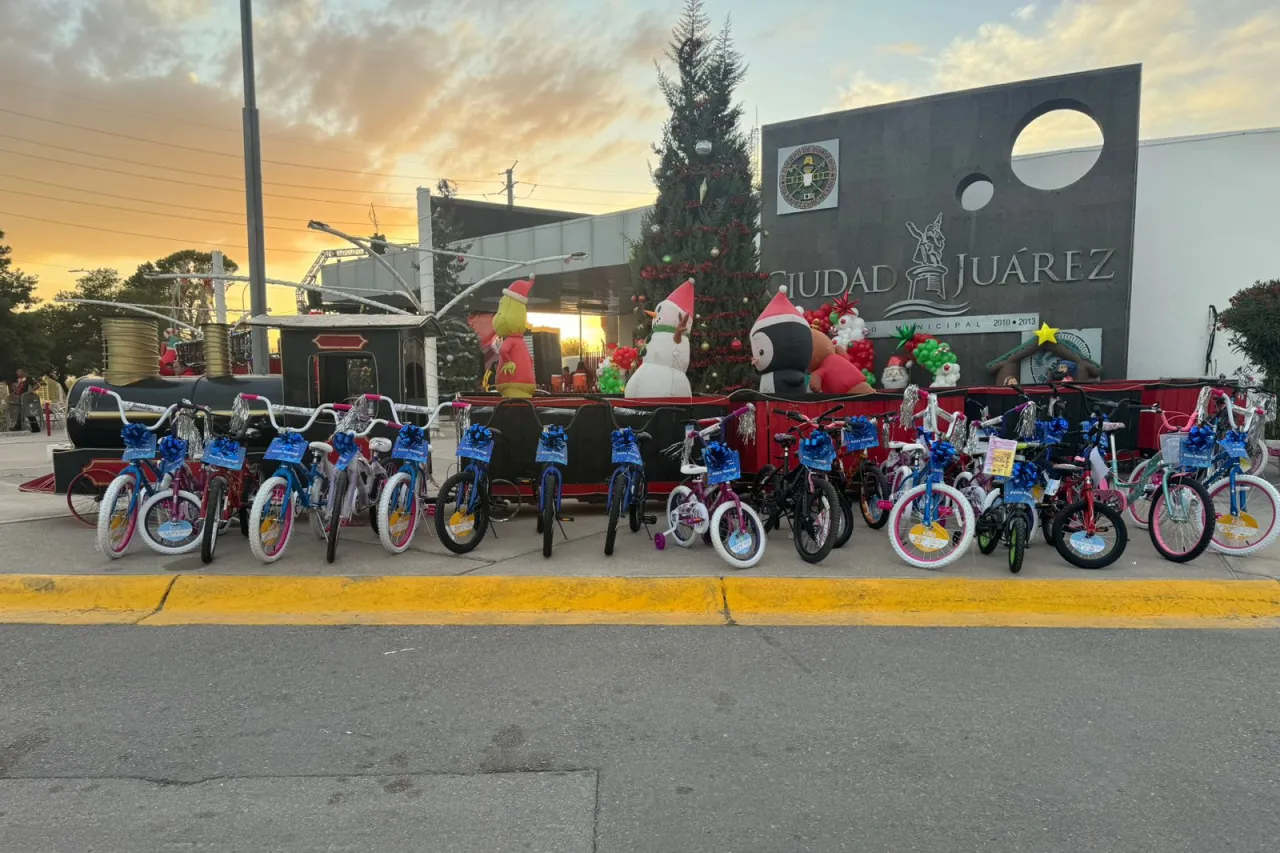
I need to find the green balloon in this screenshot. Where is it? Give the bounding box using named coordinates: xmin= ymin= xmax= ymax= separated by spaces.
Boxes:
xmin=829 ymin=312 xmax=839 ymax=324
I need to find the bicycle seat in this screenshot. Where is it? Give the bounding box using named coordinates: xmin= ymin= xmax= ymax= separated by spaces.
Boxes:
xmin=773 ymin=433 xmax=797 ymax=447
xmin=309 ymin=441 xmax=334 ymax=455
xmin=368 ymin=437 xmax=392 ymax=454
xmin=890 ymin=441 xmax=925 ymax=455
xmin=1050 ymin=463 xmax=1081 ymax=477
xmin=635 ymin=431 xmax=652 ymax=443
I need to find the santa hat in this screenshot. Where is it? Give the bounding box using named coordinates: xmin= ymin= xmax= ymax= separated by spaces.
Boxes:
xmin=751 ymin=286 xmax=808 ymax=333
xmin=664 ymin=279 xmax=695 ymax=316
xmin=885 ymin=354 xmax=911 ymax=369
xmin=502 ymin=278 xmax=534 ymax=304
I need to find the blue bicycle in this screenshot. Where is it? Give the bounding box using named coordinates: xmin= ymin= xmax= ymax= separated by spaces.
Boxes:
xmin=1200 ymin=388 xmax=1280 ymax=556
xmin=434 ymin=415 xmax=520 ymax=554
xmin=601 ymin=404 xmax=686 ymax=556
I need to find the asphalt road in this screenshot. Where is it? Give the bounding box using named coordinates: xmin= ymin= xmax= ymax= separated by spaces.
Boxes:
xmin=3 ymin=625 xmax=1278 ymax=852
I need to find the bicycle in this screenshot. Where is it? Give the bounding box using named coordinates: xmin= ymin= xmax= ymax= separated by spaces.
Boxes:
xmin=363 ymin=394 xmax=469 ymax=555
xmin=839 ymin=412 xmax=894 ymax=533
xmin=319 ymin=400 xmax=395 ymax=564
xmin=972 ymin=401 xmax=1041 ymax=573
xmin=69 ymin=387 xmax=180 ymax=559
xmin=434 ymin=417 xmax=512 ymax=555
xmin=132 ymin=401 xmax=219 ymax=557
xmin=600 ymin=403 xmax=685 ymax=556
xmin=1200 ymin=388 xmax=1280 ymax=557
xmin=748 ymin=406 xmax=844 ymax=564
xmin=239 ymin=394 xmax=342 ymax=564
xmin=885 ymin=389 xmax=975 ymax=569
xmin=657 ymin=405 xmax=767 ymax=570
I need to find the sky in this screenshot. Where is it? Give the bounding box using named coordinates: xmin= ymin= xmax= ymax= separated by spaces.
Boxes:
xmin=2 ymin=0 xmax=1277 ymax=341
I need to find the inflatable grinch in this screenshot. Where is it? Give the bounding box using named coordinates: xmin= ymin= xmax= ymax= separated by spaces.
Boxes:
xmin=494 ymin=278 xmax=535 ymax=398
xmin=625 ymin=279 xmax=694 ymax=398
xmin=750 ymin=286 xmax=812 ymax=394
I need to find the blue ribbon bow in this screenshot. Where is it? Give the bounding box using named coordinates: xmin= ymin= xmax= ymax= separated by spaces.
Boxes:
xmin=332 ymin=431 xmax=358 ymax=457
xmin=207 ymin=436 xmax=241 ymax=458
xmin=800 ymin=434 xmax=831 ymax=455
xmin=1184 ymin=423 xmax=1215 ymax=453
xmin=1224 ymin=428 xmax=1249 ymax=447
xmin=844 ymin=416 xmax=875 ymax=440
xmin=1037 ymin=417 xmax=1070 ymax=444
xmin=1011 ymin=460 xmax=1040 ymax=490
xmin=611 ymin=427 xmax=637 ymax=451
xmin=279 ymin=432 xmax=306 ymax=450
xmin=397 ymin=423 xmax=427 ymax=446
xmin=704 ymin=440 xmax=735 ymax=470
xmin=158 ymin=435 xmax=188 ymax=464
xmin=465 ymin=424 xmax=492 ymax=447
xmin=931 ymin=440 xmax=956 ymax=468
xmin=540 ymin=424 xmax=568 ymax=451
xmin=121 ymin=422 xmax=150 ymax=447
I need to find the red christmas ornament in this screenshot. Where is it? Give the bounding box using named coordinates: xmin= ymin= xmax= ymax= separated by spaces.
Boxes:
xmin=730 ymin=338 xmax=742 ymax=351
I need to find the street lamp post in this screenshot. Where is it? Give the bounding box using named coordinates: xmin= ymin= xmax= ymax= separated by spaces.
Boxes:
xmin=239 ymin=0 xmax=269 ymax=372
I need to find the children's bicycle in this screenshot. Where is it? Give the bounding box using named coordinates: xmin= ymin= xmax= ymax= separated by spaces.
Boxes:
xmin=838 ymin=411 xmax=895 ymax=532
xmin=434 ymin=418 xmax=510 ymax=554
xmin=322 ymin=401 xmax=394 ymax=564
xmin=363 ymin=394 xmax=469 ymax=555
xmin=1201 ymin=388 xmax=1280 ymax=556
xmin=598 ymin=403 xmax=685 ymax=556
xmin=239 ymin=395 xmax=342 ymax=564
xmin=658 ymin=405 xmax=766 ymax=570
xmin=70 ymin=387 xmax=179 ymax=559
xmin=749 ymin=406 xmax=844 ymax=564
xmin=194 ymin=402 xmax=263 ymax=565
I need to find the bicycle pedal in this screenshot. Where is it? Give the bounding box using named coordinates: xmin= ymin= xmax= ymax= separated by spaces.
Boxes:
xmin=641 ymin=514 xmax=658 ymax=524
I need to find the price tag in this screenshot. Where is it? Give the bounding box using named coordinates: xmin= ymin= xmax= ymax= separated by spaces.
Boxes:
xmin=983 ymin=437 xmax=1017 ymax=478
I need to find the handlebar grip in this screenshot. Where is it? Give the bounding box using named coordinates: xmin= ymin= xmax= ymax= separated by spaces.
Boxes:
xmin=364 ymin=393 xmax=382 ymax=401
xmin=730 ymin=405 xmax=751 ymax=419
xmin=332 ymin=403 xmax=352 ymax=412
xmin=451 ymin=401 xmax=469 ymax=409
xmin=696 ymin=417 xmax=720 ymax=427
xmin=88 ymin=386 xmax=110 ymax=396
xmin=240 ymin=393 xmax=260 ymax=401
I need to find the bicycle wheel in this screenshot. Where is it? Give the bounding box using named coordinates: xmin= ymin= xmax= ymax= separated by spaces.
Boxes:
xmin=748 ymin=466 xmax=781 ymax=533
xmin=434 ymin=471 xmax=490 ymax=554
xmin=605 ymin=470 xmax=626 ymax=556
xmin=709 ymin=500 xmax=767 ymax=570
xmin=1148 ymin=474 xmax=1213 ymax=563
xmin=833 ymin=491 xmax=855 ymax=550
xmin=1124 ymin=465 xmax=1161 ymax=530
xmin=1207 ymin=473 xmax=1280 ymax=557
xmin=859 ymin=464 xmax=891 ymax=530
xmin=628 ymin=469 xmax=646 ymax=532
xmin=887 ymin=482 xmax=974 ymax=569
xmin=488 ymin=478 xmax=520 ymax=522
xmin=248 ymin=476 xmax=295 ymax=564
xmin=1051 ymin=499 xmax=1127 ymax=569
xmin=200 ymin=477 xmax=227 ymax=565
xmin=325 ymin=469 xmax=349 ymax=564
xmin=367 ymin=470 xmax=387 ymax=534
xmin=794 ymin=478 xmax=839 ymax=564
xmin=138 ymin=488 xmax=204 ymax=556
xmin=1007 ymin=512 xmax=1029 ymax=574
xmin=66 ymin=471 xmax=103 ymax=526
xmin=97 ymin=475 xmax=140 ymax=559
xmin=377 ymin=470 xmax=419 ymax=555
xmin=308 ymin=468 xmax=333 ymax=540
xmin=976 ymin=505 xmax=1002 ymax=555
xmin=665 ymin=485 xmax=701 ymax=548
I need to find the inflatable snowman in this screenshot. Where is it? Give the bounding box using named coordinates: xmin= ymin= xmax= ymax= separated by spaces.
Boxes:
xmin=625 ymin=279 xmax=694 ymax=398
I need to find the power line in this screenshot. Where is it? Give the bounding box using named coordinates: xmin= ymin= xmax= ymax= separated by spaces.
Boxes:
xmin=0 ymin=209 xmax=320 ymax=254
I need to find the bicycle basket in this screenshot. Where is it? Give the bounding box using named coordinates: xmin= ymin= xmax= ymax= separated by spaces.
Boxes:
xmin=843 ymin=416 xmax=878 ymax=451
xmin=120 ymin=423 xmax=158 ymax=461
xmin=798 ymin=433 xmax=835 ymax=471
xmin=392 ymin=424 xmax=430 ymax=463
xmin=457 ymin=425 xmax=494 ymax=463
xmin=704 ymin=441 xmax=741 ymax=485
xmin=201 ymin=437 xmax=246 ymax=471
xmin=536 ymin=425 xmax=568 ymax=465
xmin=611 ymin=428 xmax=642 ymax=465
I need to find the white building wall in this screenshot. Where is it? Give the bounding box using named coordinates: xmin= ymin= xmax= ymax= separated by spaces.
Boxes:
xmin=1014 ymin=128 xmax=1280 ymax=380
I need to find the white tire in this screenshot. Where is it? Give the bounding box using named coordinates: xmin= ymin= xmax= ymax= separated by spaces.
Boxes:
xmin=377 ymin=471 xmax=420 ymax=555
xmin=709 ymin=501 xmax=767 ymax=570
xmin=248 ymin=475 xmax=297 ymax=564
xmin=308 ymin=465 xmax=333 ymax=540
xmin=887 ymin=482 xmax=975 ymax=570
xmin=136 ymin=489 xmax=204 ymax=555
xmin=96 ymin=474 xmax=141 ymax=559
xmin=1207 ymin=473 xmax=1280 ymax=557
xmin=666 ymin=485 xmax=700 ymax=548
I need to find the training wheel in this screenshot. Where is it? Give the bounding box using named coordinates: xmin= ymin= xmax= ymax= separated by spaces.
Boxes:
xmin=654 ymin=532 xmax=666 ymax=550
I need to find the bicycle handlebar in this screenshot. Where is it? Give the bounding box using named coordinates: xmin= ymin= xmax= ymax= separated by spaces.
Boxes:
xmin=362 ymin=393 xmax=467 ymax=431
xmin=1210 ymin=387 xmax=1262 ymax=432
xmin=86 ymin=386 xmax=178 ymax=430
xmin=235 ymin=393 xmax=338 ymax=434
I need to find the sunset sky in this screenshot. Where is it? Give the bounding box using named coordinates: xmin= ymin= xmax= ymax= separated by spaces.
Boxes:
xmin=2 ymin=0 xmax=1277 ymax=327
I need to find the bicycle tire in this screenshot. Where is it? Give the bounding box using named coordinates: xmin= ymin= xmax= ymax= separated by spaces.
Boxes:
xmin=859 ymin=464 xmax=890 ymax=530
xmin=1148 ymin=474 xmax=1214 ymax=563
xmin=1124 ymin=465 xmax=1161 ymax=531
xmin=709 ymin=500 xmax=767 ymax=570
xmin=434 ymin=471 xmax=490 ymax=554
xmin=200 ymin=476 xmax=226 ymax=565
xmin=248 ymin=476 xmax=295 ymax=564
xmin=887 ymin=482 xmax=974 ymax=570
xmin=377 ymin=470 xmax=418 ymax=555
xmin=308 ymin=468 xmax=333 ymax=540
xmin=137 ymin=488 xmax=204 ymax=556
xmin=97 ymin=474 xmax=140 ymax=559
xmin=628 ymin=469 xmax=646 ymax=532
xmin=1051 ymin=499 xmax=1127 ymax=569
xmin=66 ymin=471 xmax=103 ymax=526
xmin=976 ymin=505 xmax=1001 ymax=555
xmin=1207 ymin=473 xmax=1280 ymax=557
xmin=325 ymin=469 xmax=349 ymax=564
xmin=1008 ymin=513 xmax=1029 ymax=574
xmin=666 ymin=485 xmax=700 ymax=548
xmin=749 ymin=466 xmax=781 ymax=533
xmin=833 ymin=491 xmax=855 ymax=549
xmin=794 ymin=478 xmax=839 ymax=564
xmin=605 ymin=470 xmax=625 ymax=556
xmin=368 ymin=471 xmax=387 ymax=534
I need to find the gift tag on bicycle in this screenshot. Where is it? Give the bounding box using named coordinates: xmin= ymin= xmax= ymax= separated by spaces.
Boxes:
xmin=705 ymin=446 xmax=741 ymax=485
xmin=843 ymin=421 xmax=879 ymax=451
xmin=457 ymin=428 xmax=494 ymax=463
xmin=983 ymin=437 xmax=1017 ymax=478
xmin=121 ymin=431 xmax=158 ymax=462
xmin=332 ymin=436 xmax=361 ymax=472
xmin=1003 ymin=482 xmax=1036 ymax=507
xmin=1178 ymin=436 xmax=1213 ymax=469
xmin=264 ymin=434 xmax=309 ymax=464
xmin=392 ymin=431 xmax=430 ymax=463
xmin=798 ymin=434 xmax=835 ymax=471
xmin=611 ymin=433 xmax=642 ymax=465
xmin=201 ymin=440 xmax=246 ymax=471
xmin=1221 ymin=436 xmax=1249 ymax=459
xmin=535 ymin=433 xmax=568 ymax=465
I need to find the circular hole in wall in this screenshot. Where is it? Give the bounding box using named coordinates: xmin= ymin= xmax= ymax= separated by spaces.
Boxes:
xmin=1011 ymin=108 xmax=1104 ymax=190
xmin=956 ymin=174 xmax=994 ymax=211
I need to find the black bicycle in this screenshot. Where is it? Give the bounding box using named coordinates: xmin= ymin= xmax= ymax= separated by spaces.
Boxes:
xmin=748 ymin=407 xmax=844 ymax=564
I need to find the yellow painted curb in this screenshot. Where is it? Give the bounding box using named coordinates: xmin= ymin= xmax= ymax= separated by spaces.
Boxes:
xmin=723 ymin=578 xmax=1280 ymax=628
xmin=142 ymin=575 xmax=727 ymax=626
xmin=0 ymin=575 xmax=173 ymax=624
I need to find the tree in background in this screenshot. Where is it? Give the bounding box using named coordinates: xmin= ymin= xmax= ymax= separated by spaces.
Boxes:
xmin=30 ymin=269 xmax=122 ymax=391
xmin=1219 ymin=279 xmax=1280 ymax=437
xmin=121 ymin=250 xmax=240 ymax=327
xmin=629 ymin=0 xmax=766 ymax=393
xmin=0 ymin=229 xmax=39 ymax=379
xmin=432 ymin=182 xmax=484 ymax=396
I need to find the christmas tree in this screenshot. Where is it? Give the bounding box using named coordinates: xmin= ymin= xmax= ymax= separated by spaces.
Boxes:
xmin=432 ymin=182 xmax=485 ymax=396
xmin=629 ymin=0 xmax=767 ymax=393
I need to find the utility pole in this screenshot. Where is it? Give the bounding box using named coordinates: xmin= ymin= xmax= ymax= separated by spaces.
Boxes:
xmin=211 ymin=250 xmax=227 ymax=324
xmin=239 ymin=0 xmax=269 ymax=371
xmin=504 ymin=161 xmax=517 ymax=209
xmin=416 ymin=187 xmax=438 ymax=409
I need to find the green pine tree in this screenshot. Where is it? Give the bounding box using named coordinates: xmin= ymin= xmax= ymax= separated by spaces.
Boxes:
xmin=432 ymin=183 xmax=485 ymax=396
xmin=629 ymin=0 xmax=766 ymax=393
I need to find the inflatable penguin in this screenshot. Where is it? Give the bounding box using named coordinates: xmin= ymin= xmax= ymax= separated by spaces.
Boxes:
xmin=750 ymin=286 xmax=812 ymax=395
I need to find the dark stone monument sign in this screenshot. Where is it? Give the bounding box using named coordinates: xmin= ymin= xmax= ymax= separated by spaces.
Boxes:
xmin=761 ymin=65 xmax=1141 ymax=385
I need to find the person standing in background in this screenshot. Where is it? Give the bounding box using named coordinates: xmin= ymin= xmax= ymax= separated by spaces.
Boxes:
xmin=11 ymin=368 xmax=41 ymax=432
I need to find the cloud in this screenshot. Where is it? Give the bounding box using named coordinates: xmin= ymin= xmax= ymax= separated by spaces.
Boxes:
xmin=875 ymin=41 xmax=926 ymax=57
xmin=1012 ymin=4 xmax=1037 ymax=22
xmin=0 ymin=0 xmax=669 ymax=303
xmin=834 ymin=0 xmax=1280 ymax=151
